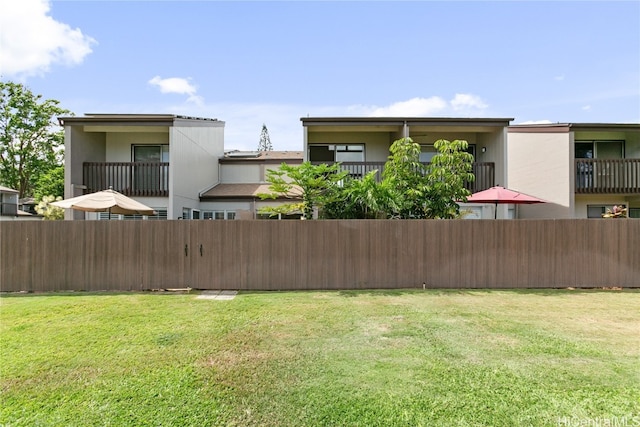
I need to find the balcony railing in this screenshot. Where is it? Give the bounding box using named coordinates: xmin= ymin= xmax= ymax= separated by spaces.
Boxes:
xmin=83 ymin=162 xmax=169 ymax=197
xmin=312 ymin=161 xmax=495 ymax=193
xmin=575 ymin=158 xmax=640 ymax=193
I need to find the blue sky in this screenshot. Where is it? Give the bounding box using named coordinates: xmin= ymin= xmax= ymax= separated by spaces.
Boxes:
xmin=2 ymin=0 xmax=639 ymax=151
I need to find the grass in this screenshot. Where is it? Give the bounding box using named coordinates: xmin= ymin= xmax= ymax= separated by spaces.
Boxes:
xmin=1 ymin=289 xmax=639 ymax=427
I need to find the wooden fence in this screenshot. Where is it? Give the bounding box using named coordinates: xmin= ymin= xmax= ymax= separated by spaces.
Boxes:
xmin=1 ymin=219 xmax=638 ymax=292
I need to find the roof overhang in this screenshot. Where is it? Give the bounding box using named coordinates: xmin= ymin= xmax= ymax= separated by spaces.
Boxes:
xmin=509 ymin=122 xmax=640 ymax=133
xmin=301 ymin=117 xmax=513 ymax=127
xmin=58 ymin=114 xmax=223 ymax=128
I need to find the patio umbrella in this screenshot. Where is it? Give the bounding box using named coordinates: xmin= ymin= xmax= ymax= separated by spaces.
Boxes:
xmin=465 ymin=186 xmax=547 ymax=219
xmin=51 ymin=188 xmax=156 ymax=219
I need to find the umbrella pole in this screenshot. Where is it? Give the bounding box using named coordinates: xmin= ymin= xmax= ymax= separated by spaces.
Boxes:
xmin=495 ymin=203 xmax=498 ymax=219
xmin=109 ymin=207 xmax=111 ymax=220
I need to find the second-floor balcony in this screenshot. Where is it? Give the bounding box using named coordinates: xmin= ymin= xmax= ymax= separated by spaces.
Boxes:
xmin=575 ymin=158 xmax=640 ymax=194
xmin=312 ymin=161 xmax=495 ymax=193
xmin=84 ymin=162 xmax=169 ymax=197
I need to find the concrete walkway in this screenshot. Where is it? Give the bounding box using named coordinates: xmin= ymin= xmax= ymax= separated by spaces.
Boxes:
xmin=196 ymin=290 xmax=238 ymax=300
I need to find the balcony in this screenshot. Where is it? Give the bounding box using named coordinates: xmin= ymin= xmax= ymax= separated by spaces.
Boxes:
xmin=575 ymin=158 xmax=640 ymax=194
xmin=83 ymin=162 xmax=169 ymax=197
xmin=312 ymin=161 xmax=495 ymax=193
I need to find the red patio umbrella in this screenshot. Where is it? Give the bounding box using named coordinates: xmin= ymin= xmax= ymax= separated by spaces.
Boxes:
xmin=465 ymin=186 xmax=547 ymax=219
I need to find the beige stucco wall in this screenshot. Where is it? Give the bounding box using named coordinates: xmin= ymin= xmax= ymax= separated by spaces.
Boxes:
xmin=508 ymin=131 xmax=573 ymax=218
xmin=105 ymin=132 xmax=169 ymax=161
xmin=220 ymin=163 xmax=262 ymax=183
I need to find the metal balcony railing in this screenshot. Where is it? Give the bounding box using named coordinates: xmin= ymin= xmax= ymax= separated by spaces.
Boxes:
xmin=83 ymin=162 xmax=169 ymax=197
xmin=312 ymin=161 xmax=495 ymax=193
xmin=575 ymin=158 xmax=640 ymax=193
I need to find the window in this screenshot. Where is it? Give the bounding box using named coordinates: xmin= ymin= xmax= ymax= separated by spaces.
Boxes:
xmin=257 ymin=212 xmax=302 ymax=220
xmin=419 ymin=145 xmax=438 ymax=163
xmin=587 ymin=205 xmax=605 ymax=218
xmin=419 ymin=144 xmax=476 ymax=163
xmin=202 ymin=210 xmax=235 ymax=220
xmin=132 ymin=145 xmax=169 ymax=193
xmin=308 ymin=144 xmax=365 ymax=163
xmin=576 ymin=141 xmax=624 ymax=159
xmin=99 ymin=208 xmax=167 ymax=220
xmin=133 ymin=145 xmax=169 ymax=162
xmin=629 ymin=208 xmax=640 ymax=219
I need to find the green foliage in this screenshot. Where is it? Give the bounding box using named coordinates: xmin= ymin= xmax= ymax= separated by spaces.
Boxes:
xmin=324 ymin=171 xmax=397 ymax=219
xmin=259 ymin=138 xmax=473 ymax=220
xmin=35 ymin=195 xmax=64 ymax=220
xmin=381 ymin=137 xmax=430 ymax=218
xmin=0 ymin=82 xmax=70 ymax=199
xmin=34 ymin=165 xmax=64 ymax=200
xmin=424 ymin=138 xmax=475 ymax=219
xmin=259 ymin=161 xmax=348 ymax=219
xmin=379 ymin=137 xmax=474 ymax=219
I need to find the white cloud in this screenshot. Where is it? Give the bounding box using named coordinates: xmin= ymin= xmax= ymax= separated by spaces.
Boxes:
xmin=148 ymin=76 xmax=203 ymax=106
xmin=354 ymin=94 xmax=489 ymax=117
xmin=582 ymin=105 xmax=591 ymax=111
xmin=366 ymin=97 xmax=448 ymax=116
xmin=451 ymin=93 xmax=488 ymax=111
xmin=0 ymin=0 xmax=96 ymax=78
xmin=554 ymin=75 xmax=565 ymax=81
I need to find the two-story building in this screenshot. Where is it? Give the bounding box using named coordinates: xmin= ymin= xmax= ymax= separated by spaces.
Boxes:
xmin=58 ymin=114 xmax=225 ymax=220
xmin=301 ymin=116 xmax=513 ymax=218
xmin=508 ymin=123 xmax=640 ymax=218
xmin=58 ymin=113 xmax=640 ymax=220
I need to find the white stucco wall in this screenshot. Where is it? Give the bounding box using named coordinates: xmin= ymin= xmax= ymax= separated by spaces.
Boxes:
xmin=170 ymin=125 xmax=224 ymax=219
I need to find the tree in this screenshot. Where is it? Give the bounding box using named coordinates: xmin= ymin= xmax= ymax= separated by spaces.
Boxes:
xmin=34 ymin=165 xmax=64 ymax=201
xmin=259 ymin=161 xmax=348 ymax=219
xmin=381 ymin=137 xmax=430 ymax=218
xmin=0 ymin=82 xmax=70 ymax=199
xmin=323 ymin=171 xmax=397 ymax=219
xmin=379 ymin=137 xmax=474 ymax=219
xmin=423 ymin=139 xmax=475 ymax=219
xmin=257 ymin=123 xmax=273 ymax=151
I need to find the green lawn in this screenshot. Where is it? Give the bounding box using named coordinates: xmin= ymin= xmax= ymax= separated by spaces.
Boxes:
xmin=1 ymin=289 xmax=639 ymax=427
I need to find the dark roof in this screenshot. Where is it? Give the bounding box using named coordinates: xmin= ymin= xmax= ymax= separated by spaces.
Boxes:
xmin=200 ymin=183 xmax=301 ymax=200
xmin=220 ymin=151 xmax=303 ymax=163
